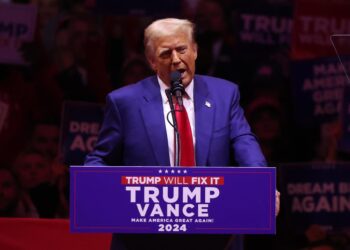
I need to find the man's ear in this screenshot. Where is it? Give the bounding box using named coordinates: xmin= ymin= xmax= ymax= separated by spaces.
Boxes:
xmin=193 ymin=43 xmax=198 ymax=60
xmin=147 ymin=56 xmax=157 ymax=72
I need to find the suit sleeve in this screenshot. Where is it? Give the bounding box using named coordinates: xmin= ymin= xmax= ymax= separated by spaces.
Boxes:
xmin=84 ymin=94 xmax=123 ymax=166
xmin=229 ymin=85 xmax=267 ymax=167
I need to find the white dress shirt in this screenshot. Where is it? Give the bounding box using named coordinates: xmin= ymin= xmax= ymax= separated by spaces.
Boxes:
xmin=158 ymin=76 xmax=196 ymax=166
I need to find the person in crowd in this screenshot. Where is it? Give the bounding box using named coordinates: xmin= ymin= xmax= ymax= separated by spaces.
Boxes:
xmin=30 ymin=122 xmax=60 ymax=160
xmin=120 ymin=56 xmax=153 ymax=86
xmin=0 ymin=167 xmax=38 ymax=218
xmin=36 ymin=14 xmax=112 ymax=120
xmin=85 ymin=17 xmax=279 ymax=250
xmin=246 ymin=95 xmax=293 ymax=165
xmin=12 ymin=150 xmax=64 ymax=218
xmin=245 ymin=95 xmax=290 ymax=250
xmin=13 ymin=150 xmax=52 ymax=191
xmin=194 ymin=0 xmax=239 ymax=83
xmin=313 ymin=121 xmax=343 ymax=163
xmin=105 ymin=15 xmax=146 ymax=88
xmin=0 ymin=65 xmax=41 ymax=167
xmin=27 ymin=122 xmax=69 ymax=216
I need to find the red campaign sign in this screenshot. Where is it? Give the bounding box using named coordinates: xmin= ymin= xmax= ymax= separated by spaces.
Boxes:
xmin=121 ymin=176 xmax=225 ymax=185
xmin=291 ymin=0 xmax=350 ymax=60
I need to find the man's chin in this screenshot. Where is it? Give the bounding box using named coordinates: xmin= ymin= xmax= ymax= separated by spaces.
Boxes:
xmin=182 ymin=77 xmax=193 ymax=87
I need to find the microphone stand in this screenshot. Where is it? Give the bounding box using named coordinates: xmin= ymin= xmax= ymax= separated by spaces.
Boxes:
xmin=165 ymin=88 xmax=180 ymax=166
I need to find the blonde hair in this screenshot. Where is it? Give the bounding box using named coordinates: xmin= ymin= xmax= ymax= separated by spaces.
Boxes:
xmin=144 ymin=18 xmax=196 ymax=59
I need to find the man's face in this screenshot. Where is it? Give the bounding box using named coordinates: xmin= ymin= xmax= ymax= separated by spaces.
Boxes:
xmin=196 ymin=0 xmax=226 ymax=34
xmin=252 ymin=110 xmax=281 ymax=141
xmin=148 ymin=32 xmax=197 ymax=87
xmin=14 ymin=154 xmax=51 ymax=189
xmin=32 ymin=124 xmax=59 ymax=159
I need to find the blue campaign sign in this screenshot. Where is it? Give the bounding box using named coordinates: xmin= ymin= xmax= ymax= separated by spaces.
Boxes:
xmin=0 ymin=3 xmax=37 ymax=64
xmin=70 ymin=166 xmax=276 ymax=234
xmin=291 ymin=56 xmax=350 ymax=127
xmin=60 ymin=101 xmax=104 ymax=165
xmin=237 ymin=6 xmax=293 ymax=48
xmin=279 ymin=163 xmax=350 ymax=234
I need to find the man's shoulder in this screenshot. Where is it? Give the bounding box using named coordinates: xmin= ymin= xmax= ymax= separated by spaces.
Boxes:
xmin=108 ymin=76 xmax=157 ymax=100
xmin=194 ymin=74 xmax=239 ymax=92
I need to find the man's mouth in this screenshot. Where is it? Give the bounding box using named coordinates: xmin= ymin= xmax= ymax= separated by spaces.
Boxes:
xmin=177 ymin=69 xmax=186 ymax=77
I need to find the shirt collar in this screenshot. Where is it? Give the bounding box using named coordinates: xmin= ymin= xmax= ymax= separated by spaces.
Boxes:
xmin=158 ymin=75 xmax=194 ymax=104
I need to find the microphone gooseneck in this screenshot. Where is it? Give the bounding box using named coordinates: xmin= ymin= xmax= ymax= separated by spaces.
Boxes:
xmin=165 ymin=88 xmax=180 ymax=167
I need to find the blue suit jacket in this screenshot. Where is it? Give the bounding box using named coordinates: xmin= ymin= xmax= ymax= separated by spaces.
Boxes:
xmin=85 ymin=75 xmax=266 ymax=167
xmin=84 ymin=75 xmax=267 ymax=250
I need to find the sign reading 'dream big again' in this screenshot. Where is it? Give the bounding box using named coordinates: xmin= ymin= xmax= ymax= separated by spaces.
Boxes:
xmin=70 ymin=166 xmax=276 ymax=234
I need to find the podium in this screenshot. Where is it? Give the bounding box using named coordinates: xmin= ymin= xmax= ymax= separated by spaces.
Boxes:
xmin=70 ymin=166 xmax=276 ymax=235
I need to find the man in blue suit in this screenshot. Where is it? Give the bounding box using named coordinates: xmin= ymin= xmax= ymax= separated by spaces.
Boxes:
xmin=85 ymin=18 xmax=278 ymax=250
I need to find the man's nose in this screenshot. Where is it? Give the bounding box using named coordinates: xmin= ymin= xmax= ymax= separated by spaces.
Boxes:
xmin=171 ymin=51 xmax=181 ymax=64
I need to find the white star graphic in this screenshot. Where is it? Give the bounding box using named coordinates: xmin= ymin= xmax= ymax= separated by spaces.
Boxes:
xmin=165 ymin=170 xmax=169 ymax=174
xmin=184 ymin=170 xmax=187 ymax=174
xmin=177 ymin=170 xmax=181 ymax=174
xmin=158 ymin=170 xmax=162 ymax=174
xmin=171 ymin=170 xmax=175 ymax=174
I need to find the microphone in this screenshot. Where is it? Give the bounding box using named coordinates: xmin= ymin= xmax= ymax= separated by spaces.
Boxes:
xmin=170 ymin=71 xmax=184 ymax=107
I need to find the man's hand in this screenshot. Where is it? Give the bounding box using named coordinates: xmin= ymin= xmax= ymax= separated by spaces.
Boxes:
xmin=276 ymin=190 xmax=280 ymax=216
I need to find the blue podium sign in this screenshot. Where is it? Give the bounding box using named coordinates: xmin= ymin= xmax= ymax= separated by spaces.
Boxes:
xmin=70 ymin=166 xmax=276 ymax=234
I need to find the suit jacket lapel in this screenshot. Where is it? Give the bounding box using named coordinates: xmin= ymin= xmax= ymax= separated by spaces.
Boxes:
xmin=194 ymin=76 xmax=214 ymax=166
xmin=140 ymin=77 xmax=170 ymax=166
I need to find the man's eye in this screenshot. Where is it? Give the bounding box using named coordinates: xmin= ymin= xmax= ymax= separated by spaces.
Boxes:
xmin=177 ymin=47 xmax=187 ymax=53
xmin=159 ymin=51 xmax=171 ymax=58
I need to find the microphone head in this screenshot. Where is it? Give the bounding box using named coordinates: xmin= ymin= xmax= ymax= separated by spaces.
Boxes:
xmin=170 ymin=71 xmax=182 ymax=84
xmin=169 ymin=71 xmax=184 ymax=106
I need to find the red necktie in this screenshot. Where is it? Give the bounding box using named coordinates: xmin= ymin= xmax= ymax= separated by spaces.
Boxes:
xmin=174 ymin=102 xmax=195 ymax=166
